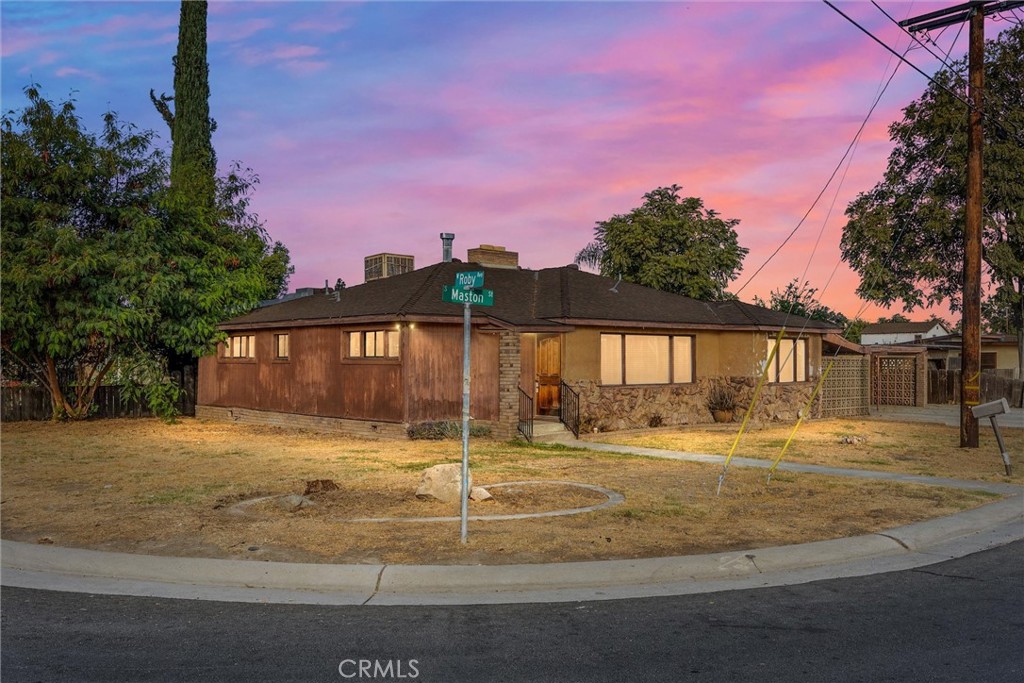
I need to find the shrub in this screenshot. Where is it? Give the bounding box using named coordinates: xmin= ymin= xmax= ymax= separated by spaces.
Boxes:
xmin=706 ymin=382 xmax=737 ymax=412
xmin=407 ymin=421 xmax=491 ymax=440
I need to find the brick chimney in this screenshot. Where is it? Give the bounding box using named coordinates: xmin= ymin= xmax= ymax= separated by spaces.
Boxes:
xmin=467 ymin=244 xmax=518 ymax=269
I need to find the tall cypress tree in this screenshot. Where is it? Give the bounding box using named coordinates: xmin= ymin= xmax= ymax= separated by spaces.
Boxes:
xmin=152 ymin=0 xmax=215 ymax=206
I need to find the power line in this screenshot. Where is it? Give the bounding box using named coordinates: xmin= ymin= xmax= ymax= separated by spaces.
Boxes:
xmin=822 ymin=0 xmax=975 ymax=112
xmin=735 ymin=43 xmax=909 ymax=297
xmin=872 ymin=0 xmax=962 ymax=72
xmin=826 ymin=1 xmax=1023 ymax=147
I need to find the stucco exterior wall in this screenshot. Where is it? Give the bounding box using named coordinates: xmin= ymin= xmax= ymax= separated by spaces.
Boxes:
xmin=561 ymin=327 xmax=822 ymax=382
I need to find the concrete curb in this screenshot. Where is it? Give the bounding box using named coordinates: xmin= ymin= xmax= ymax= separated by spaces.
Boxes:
xmin=3 ymin=494 xmax=1021 ymax=606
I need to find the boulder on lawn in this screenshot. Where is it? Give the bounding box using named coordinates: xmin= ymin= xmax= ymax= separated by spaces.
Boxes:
xmin=415 ymin=464 xmax=470 ymax=503
xmin=470 ymin=486 xmax=493 ymax=502
xmin=278 ymin=494 xmax=315 ymax=511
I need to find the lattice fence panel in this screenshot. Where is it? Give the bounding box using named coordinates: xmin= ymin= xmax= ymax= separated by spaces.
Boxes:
xmin=819 ymin=356 xmax=869 ymax=417
xmin=875 ymin=356 xmax=917 ymax=406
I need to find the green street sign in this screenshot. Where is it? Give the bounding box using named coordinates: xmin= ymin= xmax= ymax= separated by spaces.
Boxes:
xmin=443 ymin=285 xmax=494 ymax=307
xmin=454 ymin=271 xmax=485 ymax=289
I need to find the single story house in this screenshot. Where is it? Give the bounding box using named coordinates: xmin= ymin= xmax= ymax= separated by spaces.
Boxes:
xmin=910 ymin=333 xmax=1022 ymax=377
xmin=860 ymin=320 xmax=949 ymax=345
xmin=197 ymin=245 xmax=839 ymax=439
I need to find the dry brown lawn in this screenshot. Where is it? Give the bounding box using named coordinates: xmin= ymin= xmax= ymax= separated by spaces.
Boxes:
xmin=0 ymin=417 xmax=1009 ymax=565
xmin=589 ymin=418 xmax=1023 ymax=484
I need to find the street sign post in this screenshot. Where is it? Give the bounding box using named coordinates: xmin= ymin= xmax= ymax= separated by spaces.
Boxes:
xmin=444 ymin=272 xmax=496 ymax=544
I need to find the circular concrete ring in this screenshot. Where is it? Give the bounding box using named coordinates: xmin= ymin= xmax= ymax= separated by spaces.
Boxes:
xmin=226 ymin=480 xmax=624 ymax=523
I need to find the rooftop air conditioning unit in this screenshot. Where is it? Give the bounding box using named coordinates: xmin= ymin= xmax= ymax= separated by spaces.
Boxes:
xmin=365 ymin=253 xmax=414 ymax=282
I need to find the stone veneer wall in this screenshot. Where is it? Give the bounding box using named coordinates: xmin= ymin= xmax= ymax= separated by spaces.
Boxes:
xmin=494 ymin=330 xmax=522 ymax=440
xmin=567 ymin=377 xmax=815 ymax=433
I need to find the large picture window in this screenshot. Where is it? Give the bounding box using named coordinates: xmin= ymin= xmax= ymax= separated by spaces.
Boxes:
xmin=348 ymin=329 xmax=400 ymax=359
xmin=224 ymin=334 xmax=256 ymax=359
xmin=766 ymin=337 xmax=807 ymax=383
xmin=601 ymin=333 xmax=694 ymax=386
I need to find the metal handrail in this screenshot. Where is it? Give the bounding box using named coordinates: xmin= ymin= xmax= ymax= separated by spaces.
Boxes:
xmin=517 ymin=386 xmax=534 ymax=441
xmin=559 ymin=380 xmax=580 ymax=438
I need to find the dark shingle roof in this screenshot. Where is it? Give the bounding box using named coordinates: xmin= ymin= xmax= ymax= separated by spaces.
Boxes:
xmin=222 ymin=262 xmax=838 ymax=332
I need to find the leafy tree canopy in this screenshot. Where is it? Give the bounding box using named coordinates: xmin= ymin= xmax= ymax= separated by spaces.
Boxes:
xmin=576 ymin=185 xmax=748 ymax=300
xmin=840 ymin=24 xmax=1023 ymax=364
xmin=1 ymin=86 xmax=291 ymax=419
xmin=753 ymin=279 xmax=850 ymax=328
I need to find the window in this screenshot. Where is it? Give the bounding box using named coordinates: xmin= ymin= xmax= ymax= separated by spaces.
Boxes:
xmin=347 ymin=329 xmax=400 ymax=359
xmin=274 ymin=334 xmax=289 ymax=360
xmin=601 ymin=333 xmax=694 ymax=385
xmin=224 ymin=334 xmax=256 ymax=359
xmin=981 ymin=352 xmax=997 ymax=370
xmin=766 ymin=337 xmax=807 ymax=383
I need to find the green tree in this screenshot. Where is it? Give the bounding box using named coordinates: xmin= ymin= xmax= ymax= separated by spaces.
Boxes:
xmin=843 ymin=318 xmax=868 ymax=344
xmin=840 ymin=24 xmax=1023 ymax=370
xmin=753 ymin=279 xmax=849 ymax=328
xmin=576 ymin=185 xmax=748 ymax=300
xmin=874 ymin=313 xmax=911 ymax=324
xmin=1 ymin=87 xmax=289 ymax=419
xmin=151 ymin=0 xmax=216 ymax=205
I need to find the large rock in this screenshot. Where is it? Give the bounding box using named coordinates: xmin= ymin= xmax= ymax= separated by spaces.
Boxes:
xmin=470 ymin=486 xmax=493 ymax=502
xmin=415 ymin=464 xmax=470 ymax=503
xmin=278 ymin=494 xmax=315 ymax=511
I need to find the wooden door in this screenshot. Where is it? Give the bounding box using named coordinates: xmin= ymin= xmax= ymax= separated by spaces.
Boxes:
xmin=536 ymin=335 xmax=561 ymax=415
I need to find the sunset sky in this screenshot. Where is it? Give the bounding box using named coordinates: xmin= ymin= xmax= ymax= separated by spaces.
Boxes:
xmin=2 ymin=1 xmax=990 ymax=322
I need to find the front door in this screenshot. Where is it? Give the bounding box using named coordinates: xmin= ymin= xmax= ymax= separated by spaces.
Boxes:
xmin=536 ymin=335 xmax=561 ymax=416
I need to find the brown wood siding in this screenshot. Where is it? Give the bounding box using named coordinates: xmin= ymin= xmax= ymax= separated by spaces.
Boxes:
xmin=404 ymin=323 xmax=499 ymax=422
xmin=198 ymin=326 xmax=403 ymax=422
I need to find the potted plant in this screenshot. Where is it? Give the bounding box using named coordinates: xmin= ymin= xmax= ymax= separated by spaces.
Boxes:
xmin=707 ymin=382 xmax=737 ymax=423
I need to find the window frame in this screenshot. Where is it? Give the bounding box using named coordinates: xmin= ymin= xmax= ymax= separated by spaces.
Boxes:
xmin=345 ymin=328 xmax=401 ymax=361
xmin=600 ymin=333 xmax=695 ymax=386
xmin=766 ymin=336 xmax=808 ymax=383
xmin=273 ymin=333 xmax=290 ymax=361
xmin=222 ymin=334 xmax=256 ymax=361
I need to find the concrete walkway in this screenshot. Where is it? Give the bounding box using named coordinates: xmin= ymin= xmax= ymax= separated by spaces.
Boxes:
xmin=868 ymin=403 xmax=1024 ymax=429
xmin=2 ymin=440 xmax=1021 ymax=606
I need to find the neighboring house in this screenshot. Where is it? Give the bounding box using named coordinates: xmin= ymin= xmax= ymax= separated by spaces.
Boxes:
xmin=912 ymin=333 xmax=1022 ymax=377
xmin=860 ymin=320 xmax=948 ymax=345
xmin=197 ymin=245 xmax=840 ymax=439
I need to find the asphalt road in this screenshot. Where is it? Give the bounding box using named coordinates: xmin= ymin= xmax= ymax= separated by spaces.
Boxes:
xmin=2 ymin=540 xmax=1022 ymax=683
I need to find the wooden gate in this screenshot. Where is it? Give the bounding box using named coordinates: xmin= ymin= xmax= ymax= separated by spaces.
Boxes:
xmin=873 ymin=356 xmax=917 ymax=406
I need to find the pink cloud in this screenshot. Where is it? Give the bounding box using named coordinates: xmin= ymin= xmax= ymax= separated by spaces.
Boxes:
xmin=234 ymin=44 xmax=326 ymax=75
xmin=209 ymin=18 xmax=273 ymax=43
xmin=288 ymin=18 xmax=353 ymax=35
xmin=55 ymin=66 xmax=101 ymax=81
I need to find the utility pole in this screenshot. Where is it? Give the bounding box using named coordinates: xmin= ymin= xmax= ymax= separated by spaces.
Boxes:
xmin=962 ymin=8 xmax=984 ymax=448
xmin=899 ymin=0 xmax=1022 ymax=447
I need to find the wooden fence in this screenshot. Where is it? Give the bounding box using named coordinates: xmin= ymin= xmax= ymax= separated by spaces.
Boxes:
xmin=1 ymin=367 xmax=196 ymax=422
xmin=927 ymin=369 xmax=1023 ymax=407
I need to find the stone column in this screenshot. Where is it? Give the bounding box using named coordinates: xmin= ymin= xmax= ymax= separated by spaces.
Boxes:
xmin=496 ymin=330 xmax=522 ymax=439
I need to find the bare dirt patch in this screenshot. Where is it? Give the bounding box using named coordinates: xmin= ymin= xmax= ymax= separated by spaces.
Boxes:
xmin=0 ymin=418 xmax=1004 ymax=565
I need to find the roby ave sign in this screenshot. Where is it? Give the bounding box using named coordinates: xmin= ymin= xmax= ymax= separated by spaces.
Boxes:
xmin=454 ymin=270 xmax=484 ymax=290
